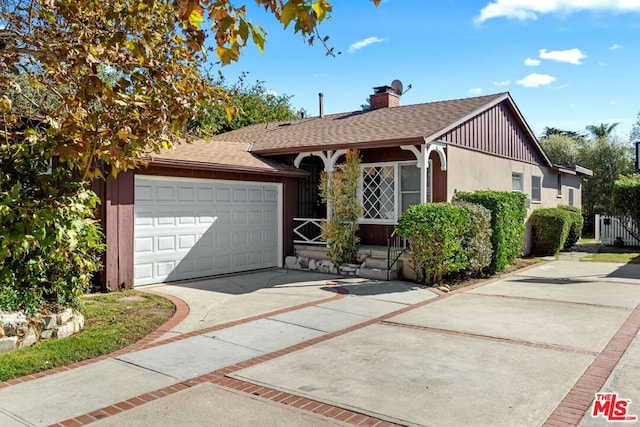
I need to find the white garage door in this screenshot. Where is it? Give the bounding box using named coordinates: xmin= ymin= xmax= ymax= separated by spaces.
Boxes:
xmin=134 ymin=176 xmax=281 ymax=286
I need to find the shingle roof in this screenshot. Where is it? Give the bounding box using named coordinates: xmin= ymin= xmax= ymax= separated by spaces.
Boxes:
xmin=208 ymin=92 xmax=509 ymax=154
xmin=148 ymin=139 xmax=305 ymax=176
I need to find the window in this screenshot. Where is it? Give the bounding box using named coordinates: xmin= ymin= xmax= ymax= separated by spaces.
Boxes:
xmin=512 ymin=173 xmax=523 ymax=193
xmin=360 ymin=162 xmax=429 ymax=223
xmin=569 ymin=189 xmax=574 ymax=207
xmin=531 ymin=176 xmax=541 ymax=203
xmin=362 ymin=165 xmax=395 ymax=220
xmin=557 ymin=174 xmax=562 ymax=197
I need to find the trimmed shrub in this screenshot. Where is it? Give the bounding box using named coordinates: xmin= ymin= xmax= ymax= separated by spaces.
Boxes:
xmin=455 ymin=191 xmax=527 ymax=272
xmin=454 ymin=201 xmax=493 ymax=275
xmin=530 ymin=208 xmax=572 ymax=256
xmin=558 ymin=205 xmax=584 ymax=249
xmin=397 ymin=203 xmax=470 ymax=284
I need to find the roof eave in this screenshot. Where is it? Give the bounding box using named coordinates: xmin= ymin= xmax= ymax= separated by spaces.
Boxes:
xmin=252 ymin=136 xmax=427 ymax=156
xmin=140 ymin=157 xmax=309 ymax=177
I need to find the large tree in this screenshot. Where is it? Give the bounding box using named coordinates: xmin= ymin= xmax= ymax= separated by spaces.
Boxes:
xmin=539 ymin=131 xmax=634 ymax=233
xmin=1 ymin=0 xmax=379 ymax=180
xmin=189 ymin=74 xmax=302 ymax=136
xmin=0 ymin=0 xmax=379 ymax=311
xmin=586 ymin=122 xmax=620 ymax=139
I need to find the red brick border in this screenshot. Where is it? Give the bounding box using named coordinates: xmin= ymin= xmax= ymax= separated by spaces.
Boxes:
xmin=544 ymin=303 xmax=640 ymax=426
xmin=383 ymin=321 xmax=599 ymax=356
xmin=0 ymin=283 xmax=347 ymax=390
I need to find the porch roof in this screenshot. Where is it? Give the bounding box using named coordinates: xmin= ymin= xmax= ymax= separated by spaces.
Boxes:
xmin=208 ymin=93 xmax=509 ymax=155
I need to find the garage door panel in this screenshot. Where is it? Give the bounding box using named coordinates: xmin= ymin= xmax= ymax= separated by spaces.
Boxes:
xmin=134 ymin=177 xmax=280 ymax=285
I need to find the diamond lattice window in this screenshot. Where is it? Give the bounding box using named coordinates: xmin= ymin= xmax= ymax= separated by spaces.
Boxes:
xmin=362 ymin=166 xmax=395 ymax=220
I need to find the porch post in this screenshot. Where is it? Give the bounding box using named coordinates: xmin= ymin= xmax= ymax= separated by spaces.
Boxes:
xmin=420 ymin=145 xmax=429 ymax=204
xmin=293 ymin=149 xmax=346 ymax=219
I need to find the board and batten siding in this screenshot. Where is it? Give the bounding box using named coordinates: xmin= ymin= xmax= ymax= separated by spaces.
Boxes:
xmin=439 ymin=102 xmax=547 ymax=166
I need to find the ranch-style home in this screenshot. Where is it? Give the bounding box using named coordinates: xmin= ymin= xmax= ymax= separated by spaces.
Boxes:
xmin=93 ymin=86 xmax=592 ymax=291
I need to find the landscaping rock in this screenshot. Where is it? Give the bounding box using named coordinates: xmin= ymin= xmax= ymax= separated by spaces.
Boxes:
xmin=308 ymin=259 xmax=317 ymax=270
xmin=298 ymin=257 xmax=309 ymax=268
xmin=284 ymin=256 xmax=300 ymax=269
xmin=41 ymin=315 xmax=58 ymax=330
xmin=40 ymin=329 xmax=55 ymax=340
xmin=0 ymin=336 xmax=18 ymax=353
xmin=56 ymin=321 xmax=75 ymax=339
xmin=18 ymin=330 xmax=38 ymax=348
xmin=57 ymin=308 xmax=73 ymax=325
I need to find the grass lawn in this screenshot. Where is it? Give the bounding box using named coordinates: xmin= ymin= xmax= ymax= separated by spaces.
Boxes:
xmin=581 ymin=246 xmax=640 ymax=264
xmin=0 ymin=290 xmax=174 ymax=382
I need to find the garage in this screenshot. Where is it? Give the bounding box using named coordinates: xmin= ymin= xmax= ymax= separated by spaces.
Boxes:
xmin=133 ymin=176 xmax=282 ymax=286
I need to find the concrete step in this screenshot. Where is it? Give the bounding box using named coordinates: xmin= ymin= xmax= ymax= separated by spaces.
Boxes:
xmin=358 ymin=267 xmax=398 ymax=281
xmin=362 ymin=258 xmax=402 ymax=270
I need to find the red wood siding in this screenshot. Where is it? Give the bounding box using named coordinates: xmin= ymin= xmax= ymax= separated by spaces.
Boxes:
xmin=92 ymin=171 xmax=134 ymax=292
xmin=439 ymin=103 xmax=547 ymax=165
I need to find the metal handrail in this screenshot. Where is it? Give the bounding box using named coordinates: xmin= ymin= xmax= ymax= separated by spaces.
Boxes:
xmin=387 ymin=229 xmax=407 ymax=280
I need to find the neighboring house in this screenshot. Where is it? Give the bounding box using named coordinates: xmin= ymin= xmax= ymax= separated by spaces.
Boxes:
xmin=94 ymin=86 xmax=591 ymax=291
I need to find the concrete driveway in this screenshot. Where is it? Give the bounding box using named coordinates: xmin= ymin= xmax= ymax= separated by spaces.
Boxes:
xmin=1 ymin=261 xmax=639 ymax=427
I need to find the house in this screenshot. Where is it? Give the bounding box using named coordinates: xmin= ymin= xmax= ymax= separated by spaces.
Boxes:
xmin=94 ymin=86 xmax=592 ymax=291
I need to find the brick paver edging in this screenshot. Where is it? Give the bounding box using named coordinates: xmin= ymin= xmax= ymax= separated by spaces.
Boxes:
xmin=50 ymin=275 xmax=521 ymax=427
xmin=544 ymin=303 xmax=640 ymax=427
xmin=0 ymin=284 xmax=347 ymax=390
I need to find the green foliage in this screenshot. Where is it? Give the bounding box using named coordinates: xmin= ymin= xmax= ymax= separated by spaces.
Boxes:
xmin=530 ymin=208 xmax=572 ymax=256
xmin=631 ymin=112 xmax=640 ymax=142
xmin=558 ymin=205 xmax=584 ymax=249
xmin=0 ymin=290 xmax=173 ymax=381
xmin=539 ymin=131 xmax=633 ymax=229
xmin=612 ymin=174 xmax=640 ymax=241
xmin=189 ymin=75 xmax=300 ymax=137
xmin=0 ymin=130 xmax=104 ymax=315
xmin=319 ymin=150 xmax=363 ymax=265
xmin=454 ymin=201 xmax=493 ymax=275
xmin=455 ymin=191 xmax=527 ymax=272
xmin=397 ymin=203 xmax=470 ymax=284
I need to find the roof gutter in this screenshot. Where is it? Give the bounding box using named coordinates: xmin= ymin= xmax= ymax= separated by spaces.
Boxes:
xmin=251 ymin=136 xmax=426 ymax=156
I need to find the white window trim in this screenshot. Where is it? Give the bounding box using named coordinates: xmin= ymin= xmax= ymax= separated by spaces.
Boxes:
xmin=512 ymin=172 xmax=524 ymax=193
xmin=557 ymin=174 xmax=563 ymax=198
xmin=531 ymin=175 xmax=542 ymax=204
xmin=358 ymin=161 xmax=425 ymax=225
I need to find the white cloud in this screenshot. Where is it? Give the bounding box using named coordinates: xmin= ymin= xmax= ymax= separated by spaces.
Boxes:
xmin=524 ymin=58 xmax=541 ymax=66
xmin=348 ymin=36 xmax=385 ymax=53
xmin=554 ymin=83 xmax=570 ymax=90
xmin=610 ymin=43 xmax=623 ymax=50
xmin=539 ymin=48 xmax=586 ymax=65
xmin=493 ymin=80 xmax=511 ymax=86
xmin=475 ymin=0 xmax=640 ymax=23
xmin=598 ymin=61 xmax=607 ymax=66
xmin=516 ymin=73 xmax=557 ymax=87
xmin=469 ymin=88 xmax=484 ymax=95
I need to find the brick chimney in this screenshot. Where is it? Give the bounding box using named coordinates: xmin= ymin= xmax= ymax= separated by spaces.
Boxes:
xmin=369 ymin=85 xmax=400 ymax=110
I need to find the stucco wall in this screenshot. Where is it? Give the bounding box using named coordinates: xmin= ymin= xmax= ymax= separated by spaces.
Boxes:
xmin=446 ymin=145 xmax=583 ymax=254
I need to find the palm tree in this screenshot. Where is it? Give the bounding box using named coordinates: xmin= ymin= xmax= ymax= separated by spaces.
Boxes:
xmin=586 ymin=122 xmax=620 ymax=138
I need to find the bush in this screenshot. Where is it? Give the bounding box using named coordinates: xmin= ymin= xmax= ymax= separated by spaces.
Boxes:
xmin=319 ymin=149 xmax=363 ymax=265
xmin=558 ymin=205 xmax=584 ymax=249
xmin=530 ymin=208 xmax=572 ymax=256
xmin=453 ymin=201 xmax=493 ymax=275
xmin=0 ymin=136 xmax=104 ymax=315
xmin=455 ymin=191 xmax=527 ymax=272
xmin=397 ymin=203 xmax=470 ymax=284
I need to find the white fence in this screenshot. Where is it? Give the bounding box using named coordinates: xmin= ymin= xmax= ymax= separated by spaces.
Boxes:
xmin=595 ymin=215 xmax=640 ymax=246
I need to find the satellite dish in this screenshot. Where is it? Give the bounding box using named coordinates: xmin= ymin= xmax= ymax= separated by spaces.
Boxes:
xmin=391 ymin=79 xmax=403 ymax=96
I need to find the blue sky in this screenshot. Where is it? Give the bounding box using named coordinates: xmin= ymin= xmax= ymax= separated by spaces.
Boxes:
xmin=212 ymin=0 xmax=640 ymax=140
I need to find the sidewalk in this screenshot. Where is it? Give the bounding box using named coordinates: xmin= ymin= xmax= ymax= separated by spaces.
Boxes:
xmin=1 ymin=260 xmax=639 ymax=427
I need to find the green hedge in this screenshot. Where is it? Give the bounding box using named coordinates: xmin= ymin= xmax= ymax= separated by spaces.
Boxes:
xmin=530 ymin=208 xmax=572 ymax=256
xmin=558 ymin=205 xmax=584 ymax=249
xmin=397 ymin=203 xmax=470 ymax=284
xmin=453 ymin=201 xmax=492 ymax=275
xmin=455 ymin=191 xmax=527 ymax=272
